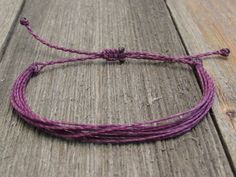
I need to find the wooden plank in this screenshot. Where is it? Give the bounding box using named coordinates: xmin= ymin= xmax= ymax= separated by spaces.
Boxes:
xmin=167 ymin=0 xmax=236 ymax=170
xmin=0 ymin=0 xmax=234 ymax=176
xmin=0 ymin=0 xmax=25 ymax=58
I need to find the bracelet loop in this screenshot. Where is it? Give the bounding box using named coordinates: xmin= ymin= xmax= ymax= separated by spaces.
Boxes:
xmin=10 ymin=17 xmax=230 ymax=143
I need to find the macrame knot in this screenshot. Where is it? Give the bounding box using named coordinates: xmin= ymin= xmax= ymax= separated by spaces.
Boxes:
xmin=218 ymin=48 xmax=230 ymax=57
xmin=20 ymin=17 xmax=29 ymax=26
xmin=101 ymin=48 xmax=126 ymax=63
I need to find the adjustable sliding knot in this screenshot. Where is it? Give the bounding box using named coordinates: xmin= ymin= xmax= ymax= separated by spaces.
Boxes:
xmin=101 ymin=47 xmax=126 ymax=63
xmin=218 ymin=48 xmax=230 ymax=57
xmin=20 ymin=17 xmax=29 ymax=26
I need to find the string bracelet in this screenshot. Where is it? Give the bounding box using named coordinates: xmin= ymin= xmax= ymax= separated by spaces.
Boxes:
xmin=10 ymin=17 xmax=230 ymax=143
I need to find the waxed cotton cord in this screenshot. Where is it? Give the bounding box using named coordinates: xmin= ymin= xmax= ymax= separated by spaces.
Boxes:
xmin=10 ymin=17 xmax=230 ymax=144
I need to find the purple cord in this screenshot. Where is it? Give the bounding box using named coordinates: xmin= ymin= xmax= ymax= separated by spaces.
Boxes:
xmin=10 ymin=17 xmax=230 ymax=144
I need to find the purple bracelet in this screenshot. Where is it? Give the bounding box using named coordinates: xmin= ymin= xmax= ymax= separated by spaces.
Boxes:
xmin=10 ymin=17 xmax=230 ymax=144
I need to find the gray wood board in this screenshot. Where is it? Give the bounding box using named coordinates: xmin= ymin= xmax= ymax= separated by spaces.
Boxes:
xmin=0 ymin=0 xmax=25 ymax=58
xmin=0 ymin=0 xmax=234 ymax=176
xmin=167 ymin=0 xmax=236 ymax=169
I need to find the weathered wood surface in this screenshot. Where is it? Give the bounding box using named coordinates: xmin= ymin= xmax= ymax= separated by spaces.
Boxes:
xmin=0 ymin=0 xmax=25 ymax=58
xmin=0 ymin=0 xmax=234 ymax=176
xmin=167 ymin=0 xmax=236 ymax=170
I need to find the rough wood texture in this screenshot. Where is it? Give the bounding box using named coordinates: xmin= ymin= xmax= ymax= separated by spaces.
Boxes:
xmin=0 ymin=0 xmax=25 ymax=58
xmin=167 ymin=0 xmax=236 ymax=170
xmin=0 ymin=0 xmax=234 ymax=176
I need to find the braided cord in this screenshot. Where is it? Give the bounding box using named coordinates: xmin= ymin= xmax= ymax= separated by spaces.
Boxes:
xmin=10 ymin=18 xmax=230 ymax=143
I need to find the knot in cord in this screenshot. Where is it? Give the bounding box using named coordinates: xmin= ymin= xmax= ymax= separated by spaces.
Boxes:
xmin=20 ymin=17 xmax=30 ymax=26
xmin=218 ymin=48 xmax=230 ymax=57
xmin=100 ymin=47 xmax=126 ymax=63
xmin=29 ymin=62 xmax=44 ymax=74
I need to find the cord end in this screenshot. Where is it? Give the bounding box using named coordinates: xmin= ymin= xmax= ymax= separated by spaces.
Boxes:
xmin=218 ymin=48 xmax=230 ymax=57
xmin=20 ymin=17 xmax=29 ymax=26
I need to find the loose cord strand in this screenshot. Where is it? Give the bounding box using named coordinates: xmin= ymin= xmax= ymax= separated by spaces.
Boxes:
xmin=20 ymin=17 xmax=230 ymax=68
xmin=9 ymin=17 xmax=230 ymax=143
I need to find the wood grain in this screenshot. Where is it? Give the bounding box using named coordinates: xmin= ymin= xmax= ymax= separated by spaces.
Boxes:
xmin=0 ymin=0 xmax=234 ymax=176
xmin=167 ymin=0 xmax=236 ymax=170
xmin=0 ymin=0 xmax=25 ymax=58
